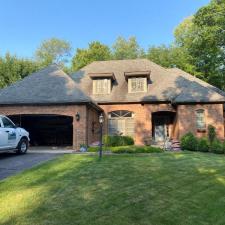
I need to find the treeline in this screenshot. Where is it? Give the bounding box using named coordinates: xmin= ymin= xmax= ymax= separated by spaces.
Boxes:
xmin=0 ymin=0 xmax=224 ymax=91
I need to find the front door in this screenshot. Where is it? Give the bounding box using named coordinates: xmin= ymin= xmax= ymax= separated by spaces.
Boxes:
xmin=154 ymin=116 xmax=166 ymax=142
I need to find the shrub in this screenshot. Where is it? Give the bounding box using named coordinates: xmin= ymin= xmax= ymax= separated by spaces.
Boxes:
xmin=103 ymin=135 xmax=134 ymax=147
xmin=180 ymin=132 xmax=198 ymax=151
xmin=211 ymin=139 xmax=224 ymax=154
xmin=208 ymin=125 xmax=216 ymax=145
xmin=111 ymin=146 xmax=163 ymax=154
xmin=88 ymin=146 xmax=101 ymax=152
xmin=197 ymin=138 xmax=210 ymax=152
xmin=88 ymin=145 xmax=163 ymax=153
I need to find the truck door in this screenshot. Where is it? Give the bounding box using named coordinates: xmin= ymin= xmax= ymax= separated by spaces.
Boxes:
xmin=1 ymin=116 xmax=17 ymax=148
xmin=0 ymin=117 xmax=9 ymax=149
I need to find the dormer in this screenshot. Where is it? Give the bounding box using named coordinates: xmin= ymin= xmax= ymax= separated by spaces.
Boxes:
xmin=89 ymin=73 xmax=116 ymax=95
xmin=124 ymin=71 xmax=150 ymax=93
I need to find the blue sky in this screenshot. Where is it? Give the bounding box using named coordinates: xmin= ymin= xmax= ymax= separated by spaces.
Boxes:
xmin=0 ymin=0 xmax=210 ymax=58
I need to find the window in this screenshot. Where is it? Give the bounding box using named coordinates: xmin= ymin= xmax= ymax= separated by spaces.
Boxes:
xmin=93 ymin=79 xmax=111 ymax=94
xmin=196 ymin=109 xmax=206 ymax=130
xmin=108 ymin=110 xmax=134 ymax=137
xmin=128 ymin=77 xmax=147 ymax=93
xmin=2 ymin=117 xmax=15 ymax=128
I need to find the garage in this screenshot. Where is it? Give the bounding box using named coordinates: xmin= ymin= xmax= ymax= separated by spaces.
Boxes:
xmin=8 ymin=114 xmax=73 ymax=146
xmin=0 ymin=65 xmax=102 ymax=149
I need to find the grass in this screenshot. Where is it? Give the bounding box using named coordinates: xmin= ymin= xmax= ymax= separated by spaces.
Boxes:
xmin=1 ymin=152 xmax=225 ymax=225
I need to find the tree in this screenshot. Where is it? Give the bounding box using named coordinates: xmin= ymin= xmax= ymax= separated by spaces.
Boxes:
xmin=72 ymin=41 xmax=111 ymax=71
xmin=0 ymin=53 xmax=40 ymax=88
xmin=147 ymin=44 xmax=196 ymax=75
xmin=112 ymin=36 xmax=145 ymax=60
xmin=35 ymin=38 xmax=72 ymax=67
xmin=174 ymin=0 xmax=225 ymax=90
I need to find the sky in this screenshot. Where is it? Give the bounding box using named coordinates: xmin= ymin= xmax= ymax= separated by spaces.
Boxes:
xmin=0 ymin=0 xmax=210 ymax=59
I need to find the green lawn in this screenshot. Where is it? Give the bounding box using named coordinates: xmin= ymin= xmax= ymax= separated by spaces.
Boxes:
xmin=1 ymin=152 xmax=225 ymax=225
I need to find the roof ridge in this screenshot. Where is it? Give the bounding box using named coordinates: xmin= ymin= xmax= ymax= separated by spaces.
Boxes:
xmin=90 ymin=58 xmax=148 ymax=63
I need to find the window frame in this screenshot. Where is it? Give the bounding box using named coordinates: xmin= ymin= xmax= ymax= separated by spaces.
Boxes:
xmin=128 ymin=77 xmax=147 ymax=93
xmin=196 ymin=109 xmax=206 ymax=131
xmin=108 ymin=110 xmax=135 ymax=137
xmin=93 ymin=78 xmax=111 ymax=95
xmin=1 ymin=116 xmax=16 ymax=128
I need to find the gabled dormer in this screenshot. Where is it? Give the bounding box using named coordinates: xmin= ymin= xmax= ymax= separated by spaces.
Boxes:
xmin=89 ymin=72 xmax=116 ymax=95
xmin=124 ymin=71 xmax=150 ymax=93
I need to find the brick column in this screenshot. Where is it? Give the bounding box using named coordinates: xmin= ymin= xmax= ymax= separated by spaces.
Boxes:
xmin=72 ymin=106 xmax=87 ymax=150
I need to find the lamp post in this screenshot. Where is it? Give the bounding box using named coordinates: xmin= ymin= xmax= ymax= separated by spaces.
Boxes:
xmin=99 ymin=113 xmax=104 ymax=159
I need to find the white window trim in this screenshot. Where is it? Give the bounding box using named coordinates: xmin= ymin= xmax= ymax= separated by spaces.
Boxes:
xmin=196 ymin=109 xmax=206 ymax=130
xmin=128 ymin=77 xmax=147 ymax=93
xmin=108 ymin=110 xmax=135 ymax=137
xmin=93 ymin=78 xmax=111 ymax=94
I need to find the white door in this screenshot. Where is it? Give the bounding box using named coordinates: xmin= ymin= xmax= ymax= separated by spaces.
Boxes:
xmin=0 ymin=119 xmax=8 ymax=149
xmin=154 ymin=116 xmax=166 ymax=142
xmin=0 ymin=117 xmax=17 ymax=148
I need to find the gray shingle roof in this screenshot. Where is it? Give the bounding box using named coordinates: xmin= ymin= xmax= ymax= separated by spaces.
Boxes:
xmin=0 ymin=64 xmax=93 ymax=105
xmin=1 ymin=60 xmax=224 ymax=106
xmin=71 ymin=59 xmax=225 ymax=104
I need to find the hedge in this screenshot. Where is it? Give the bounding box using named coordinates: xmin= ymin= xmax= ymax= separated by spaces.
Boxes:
xmin=181 ymin=132 xmax=225 ymax=154
xmin=211 ymin=139 xmax=224 ymax=154
xmin=180 ymin=132 xmax=198 ymax=151
xmin=103 ymin=135 xmax=134 ymax=147
xmin=88 ymin=145 xmax=163 ymax=153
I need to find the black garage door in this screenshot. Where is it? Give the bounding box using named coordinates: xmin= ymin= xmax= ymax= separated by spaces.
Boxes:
xmin=9 ymin=114 xmax=73 ymax=146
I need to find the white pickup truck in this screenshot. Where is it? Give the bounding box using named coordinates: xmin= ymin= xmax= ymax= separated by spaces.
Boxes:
xmin=0 ymin=115 xmax=29 ymax=154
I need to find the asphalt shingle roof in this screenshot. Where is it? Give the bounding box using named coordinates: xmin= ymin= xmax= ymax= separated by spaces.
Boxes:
xmin=0 ymin=64 xmax=93 ymax=105
xmin=71 ymin=59 xmax=225 ymax=104
xmin=0 ymin=59 xmax=224 ymax=105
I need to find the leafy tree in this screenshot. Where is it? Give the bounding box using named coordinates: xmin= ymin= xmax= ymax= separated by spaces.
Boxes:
xmin=35 ymin=38 xmax=72 ymax=67
xmin=174 ymin=1 xmax=225 ymax=90
xmin=0 ymin=53 xmax=40 ymax=88
xmin=72 ymin=41 xmax=111 ymax=71
xmin=147 ymin=44 xmax=196 ymax=75
xmin=112 ymin=36 xmax=145 ymax=60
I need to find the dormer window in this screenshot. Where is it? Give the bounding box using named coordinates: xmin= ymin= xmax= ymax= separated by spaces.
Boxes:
xmin=124 ymin=71 xmax=150 ymax=93
xmin=128 ymin=77 xmax=147 ymax=93
xmin=88 ymin=72 xmax=115 ymax=95
xmin=93 ymin=79 xmax=111 ymax=94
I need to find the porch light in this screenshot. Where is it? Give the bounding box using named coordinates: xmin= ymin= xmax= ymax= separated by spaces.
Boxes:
xmin=99 ymin=113 xmax=104 ymax=124
xmin=75 ymin=112 xmax=80 ymax=121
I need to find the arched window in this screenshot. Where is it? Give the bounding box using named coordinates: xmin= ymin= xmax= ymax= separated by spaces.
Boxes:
xmin=108 ymin=110 xmax=134 ymax=136
xmin=196 ymin=109 xmax=206 ymax=130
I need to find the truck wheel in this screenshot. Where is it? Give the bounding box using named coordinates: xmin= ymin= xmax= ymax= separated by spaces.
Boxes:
xmin=17 ymin=138 xmax=28 ymax=154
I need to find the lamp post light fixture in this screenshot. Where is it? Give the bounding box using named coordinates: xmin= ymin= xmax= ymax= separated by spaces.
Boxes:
xmin=99 ymin=113 xmax=104 ymax=159
xmin=75 ymin=112 xmax=80 ymax=121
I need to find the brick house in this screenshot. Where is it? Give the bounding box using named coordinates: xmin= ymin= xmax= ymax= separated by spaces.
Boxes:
xmin=0 ymin=59 xmax=224 ymax=148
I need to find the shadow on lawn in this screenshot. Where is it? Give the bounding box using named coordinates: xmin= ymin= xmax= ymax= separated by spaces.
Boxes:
xmin=1 ymin=153 xmax=225 ymax=225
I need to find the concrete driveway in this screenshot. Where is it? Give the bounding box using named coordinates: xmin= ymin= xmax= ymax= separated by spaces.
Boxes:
xmin=0 ymin=151 xmax=66 ymax=180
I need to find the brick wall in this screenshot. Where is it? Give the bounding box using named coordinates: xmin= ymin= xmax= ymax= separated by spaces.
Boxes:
xmin=178 ymin=104 xmax=224 ymax=140
xmin=86 ymin=106 xmax=100 ymax=145
xmin=0 ymin=104 xmax=99 ymax=149
xmin=100 ymin=103 xmax=225 ymax=144
xmin=0 ymin=103 xmax=223 ymax=148
xmin=99 ymin=103 xmax=176 ymax=145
